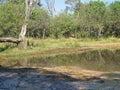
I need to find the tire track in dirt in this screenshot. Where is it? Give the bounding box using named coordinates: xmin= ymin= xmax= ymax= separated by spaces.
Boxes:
xmin=28 ymin=43 xmax=120 ymax=56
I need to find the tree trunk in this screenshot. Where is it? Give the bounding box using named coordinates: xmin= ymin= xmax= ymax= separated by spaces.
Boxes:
xmin=42 ymin=28 xmax=46 ymax=39
xmin=0 ymin=37 xmax=21 ymax=44
xmin=18 ymin=0 xmax=31 ymax=48
xmin=45 ymin=0 xmax=55 ymax=16
xmin=0 ymin=0 xmax=36 ymax=48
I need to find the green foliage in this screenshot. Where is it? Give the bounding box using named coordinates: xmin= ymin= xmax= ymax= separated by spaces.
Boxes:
xmin=28 ymin=8 xmax=50 ymax=38
xmin=65 ymin=0 xmax=80 ymax=12
xmin=110 ymin=1 xmax=120 ymax=20
xmin=103 ymin=1 xmax=120 ymax=37
xmin=0 ymin=0 xmax=120 ymax=39
xmin=50 ymin=12 xmax=74 ymax=38
xmin=0 ymin=1 xmax=24 ymax=37
xmin=87 ymin=0 xmax=106 ymax=23
xmin=85 ymin=1 xmax=106 ymax=38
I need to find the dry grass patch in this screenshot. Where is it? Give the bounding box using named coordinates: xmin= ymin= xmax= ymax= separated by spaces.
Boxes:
xmin=43 ymin=66 xmax=104 ymax=80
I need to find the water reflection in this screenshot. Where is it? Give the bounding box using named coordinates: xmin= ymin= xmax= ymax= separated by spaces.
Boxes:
xmin=8 ymin=49 xmax=120 ymax=72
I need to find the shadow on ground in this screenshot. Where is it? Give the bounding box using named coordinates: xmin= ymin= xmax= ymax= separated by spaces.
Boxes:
xmin=0 ymin=66 xmax=120 ymax=90
xmin=0 ymin=44 xmax=16 ymax=52
xmin=0 ymin=47 xmax=9 ymax=52
xmin=95 ymin=72 xmax=120 ymax=89
xmin=0 ymin=66 xmax=83 ymax=90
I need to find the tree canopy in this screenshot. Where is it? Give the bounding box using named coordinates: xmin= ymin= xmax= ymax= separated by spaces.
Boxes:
xmin=0 ymin=0 xmax=120 ymax=40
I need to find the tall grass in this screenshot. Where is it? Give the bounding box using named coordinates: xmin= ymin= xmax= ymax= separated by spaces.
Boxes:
xmin=0 ymin=37 xmax=120 ymax=57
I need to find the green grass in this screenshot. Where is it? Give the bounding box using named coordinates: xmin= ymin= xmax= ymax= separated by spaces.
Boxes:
xmin=0 ymin=37 xmax=120 ymax=67
xmin=0 ymin=37 xmax=120 ymax=57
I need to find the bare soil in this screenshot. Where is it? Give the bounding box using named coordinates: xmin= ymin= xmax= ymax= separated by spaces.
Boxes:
xmin=28 ymin=43 xmax=120 ymax=56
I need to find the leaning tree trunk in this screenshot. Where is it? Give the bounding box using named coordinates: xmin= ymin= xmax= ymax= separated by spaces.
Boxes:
xmin=0 ymin=0 xmax=36 ymax=48
xmin=18 ymin=0 xmax=33 ymax=48
xmin=19 ymin=0 xmax=29 ymax=48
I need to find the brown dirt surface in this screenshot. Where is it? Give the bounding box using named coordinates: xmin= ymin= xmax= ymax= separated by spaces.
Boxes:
xmin=28 ymin=43 xmax=120 ymax=56
xmin=43 ymin=66 xmax=105 ymax=80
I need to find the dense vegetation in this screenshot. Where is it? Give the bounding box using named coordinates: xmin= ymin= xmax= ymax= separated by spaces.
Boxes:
xmin=0 ymin=0 xmax=120 ymax=39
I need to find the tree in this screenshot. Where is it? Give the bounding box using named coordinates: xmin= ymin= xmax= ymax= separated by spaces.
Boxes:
xmin=65 ymin=0 xmax=81 ymax=12
xmin=45 ymin=0 xmax=55 ymax=16
xmin=0 ymin=1 xmax=24 ymax=37
xmin=73 ymin=2 xmax=87 ymax=38
xmin=28 ymin=8 xmax=50 ymax=39
xmin=19 ymin=0 xmax=36 ymax=48
xmin=49 ymin=11 xmax=74 ymax=38
xmin=0 ymin=0 xmax=36 ymax=48
xmin=65 ymin=0 xmax=83 ymax=38
xmin=108 ymin=1 xmax=120 ymax=37
xmin=85 ymin=1 xmax=106 ymax=39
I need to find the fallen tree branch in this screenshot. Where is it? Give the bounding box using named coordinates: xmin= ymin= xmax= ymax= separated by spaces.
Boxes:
xmin=0 ymin=37 xmax=21 ymax=44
